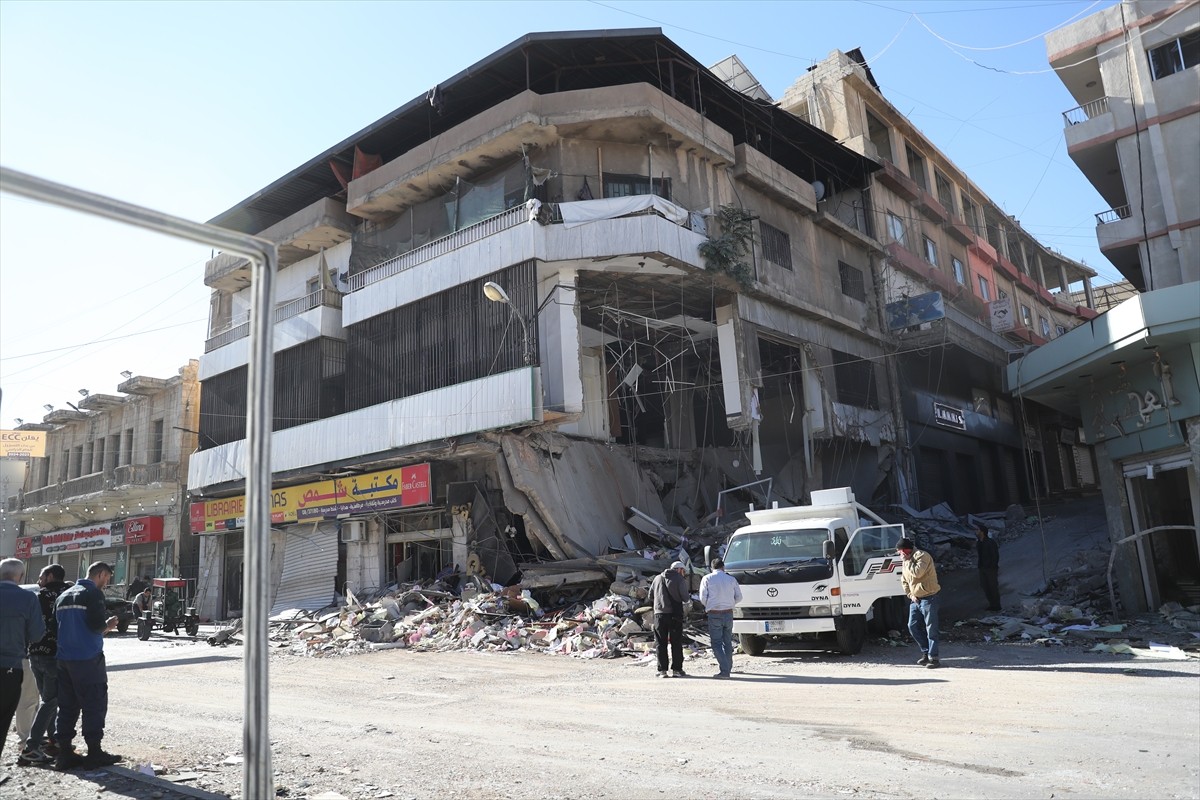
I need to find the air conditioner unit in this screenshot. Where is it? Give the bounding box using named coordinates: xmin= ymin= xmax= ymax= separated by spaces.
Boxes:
xmin=339 ymin=520 xmax=366 ymax=542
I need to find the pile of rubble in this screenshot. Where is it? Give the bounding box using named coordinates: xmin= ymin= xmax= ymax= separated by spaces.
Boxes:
xmin=263 ymin=581 xmax=716 ymax=658
xmin=889 ymin=500 xmax=1035 ymax=572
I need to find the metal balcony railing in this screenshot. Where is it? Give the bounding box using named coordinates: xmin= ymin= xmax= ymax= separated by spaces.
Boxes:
xmin=204 ymin=288 xmax=344 ymax=352
xmin=12 ymin=462 xmax=181 ymax=510
xmin=1095 ymin=205 xmax=1132 ymax=225
xmin=1063 ymin=97 xmax=1110 ymax=126
xmin=350 ymin=204 xmax=529 ymax=292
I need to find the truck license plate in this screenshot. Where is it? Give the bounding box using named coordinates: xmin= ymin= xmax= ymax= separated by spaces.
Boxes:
xmin=765 ymin=621 xmax=784 ymax=633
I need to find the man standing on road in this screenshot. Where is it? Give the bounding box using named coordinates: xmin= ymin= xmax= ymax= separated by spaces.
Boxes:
xmin=18 ymin=564 xmax=73 ymax=766
xmin=975 ymin=523 xmax=1002 ymax=612
xmin=699 ymin=558 xmax=742 ymax=679
xmin=1 ymin=557 xmax=45 ymax=760
xmin=54 ymin=561 xmax=122 ymax=770
xmin=898 ymin=538 xmax=942 ymax=669
xmin=649 ymin=561 xmax=690 ymax=678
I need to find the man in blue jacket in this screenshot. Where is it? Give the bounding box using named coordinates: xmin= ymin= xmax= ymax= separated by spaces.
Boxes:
xmin=1 ymin=557 xmax=44 ymax=759
xmin=54 ymin=561 xmax=121 ymax=770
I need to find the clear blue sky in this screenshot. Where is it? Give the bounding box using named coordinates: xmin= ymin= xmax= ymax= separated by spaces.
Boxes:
xmin=0 ymin=0 xmax=1122 ymax=429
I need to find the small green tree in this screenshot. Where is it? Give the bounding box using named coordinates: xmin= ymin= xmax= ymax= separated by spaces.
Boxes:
xmin=698 ymin=205 xmax=755 ymax=288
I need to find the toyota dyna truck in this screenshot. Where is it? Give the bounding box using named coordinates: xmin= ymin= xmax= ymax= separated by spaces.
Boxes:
xmin=722 ymin=487 xmax=910 ymax=656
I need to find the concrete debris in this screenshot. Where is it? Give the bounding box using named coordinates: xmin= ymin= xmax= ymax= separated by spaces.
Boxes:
xmin=886 ymin=500 xmax=1041 ymax=571
xmin=1158 ymin=602 xmax=1200 ymax=631
xmin=269 ymin=576 xmax=711 ymax=660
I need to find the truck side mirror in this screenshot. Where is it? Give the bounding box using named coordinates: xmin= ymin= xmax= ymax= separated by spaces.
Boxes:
xmin=822 ymin=540 xmax=835 ymax=560
xmin=703 ymin=545 xmax=712 ymax=567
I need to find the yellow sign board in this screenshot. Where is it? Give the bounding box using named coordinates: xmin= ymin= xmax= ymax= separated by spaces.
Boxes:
xmin=0 ymin=430 xmax=46 ymax=458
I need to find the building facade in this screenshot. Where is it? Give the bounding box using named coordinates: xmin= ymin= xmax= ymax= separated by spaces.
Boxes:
xmin=1012 ymin=0 xmax=1200 ymax=613
xmin=3 ymin=362 xmax=201 ymax=594
xmin=781 ymin=49 xmax=1102 ymax=512
xmin=186 ymin=29 xmax=926 ymax=621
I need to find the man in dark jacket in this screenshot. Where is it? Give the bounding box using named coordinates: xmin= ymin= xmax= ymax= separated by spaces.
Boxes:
xmin=976 ymin=523 xmax=1002 ymax=612
xmin=20 ymin=564 xmax=72 ymax=765
xmin=1 ymin=557 xmax=44 ymax=759
xmin=648 ymin=561 xmax=690 ymax=678
xmin=54 ymin=561 xmax=121 ymax=770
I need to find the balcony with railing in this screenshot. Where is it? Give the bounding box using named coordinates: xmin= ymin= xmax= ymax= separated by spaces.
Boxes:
xmin=11 ymin=462 xmax=181 ymax=512
xmin=1063 ymin=96 xmax=1116 ymax=151
xmin=343 ymin=197 xmax=706 ymax=328
xmin=200 ymin=288 xmax=346 ymax=379
xmin=1095 ymin=203 xmax=1144 ymax=255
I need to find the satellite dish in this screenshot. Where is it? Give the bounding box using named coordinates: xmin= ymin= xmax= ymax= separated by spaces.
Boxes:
xmin=811 ymin=180 xmax=826 ymax=201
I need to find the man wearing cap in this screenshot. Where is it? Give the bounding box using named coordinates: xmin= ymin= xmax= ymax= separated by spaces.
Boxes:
xmin=897 ymin=538 xmax=942 ymax=669
xmin=54 ymin=561 xmax=122 ymax=770
xmin=699 ymin=558 xmax=742 ymax=678
xmin=649 ymin=561 xmax=690 ymax=678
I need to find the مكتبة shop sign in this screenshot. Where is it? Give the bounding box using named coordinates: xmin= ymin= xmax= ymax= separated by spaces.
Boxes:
xmin=189 ymin=463 xmax=433 ymax=533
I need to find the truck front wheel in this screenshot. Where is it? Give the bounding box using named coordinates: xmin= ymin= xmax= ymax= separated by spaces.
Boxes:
xmin=738 ymin=633 xmax=766 ymax=657
xmin=836 ymin=616 xmax=867 ymax=655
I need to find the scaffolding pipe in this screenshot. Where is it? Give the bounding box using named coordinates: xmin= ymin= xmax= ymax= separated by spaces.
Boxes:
xmin=0 ymin=165 xmax=278 ymax=800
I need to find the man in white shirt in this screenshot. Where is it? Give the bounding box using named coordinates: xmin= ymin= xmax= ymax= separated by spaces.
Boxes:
xmin=699 ymin=558 xmax=742 ymax=678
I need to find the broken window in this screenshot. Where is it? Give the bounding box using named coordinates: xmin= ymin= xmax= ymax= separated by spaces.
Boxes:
xmin=1148 ymin=32 xmax=1199 ymax=80
xmin=866 ymin=110 xmax=892 ymax=163
xmin=923 ymin=236 xmax=938 ymax=266
xmin=150 ymin=419 xmax=164 ymax=464
xmin=961 ymin=195 xmax=979 ymax=235
xmin=603 ymin=172 xmax=671 ymax=201
xmin=1021 ymin=304 xmax=1033 ymax=327
xmin=935 ymin=171 xmax=955 ymax=215
xmin=977 ymin=275 xmax=991 ymax=301
xmin=831 ymin=349 xmax=878 ymax=409
xmin=886 ymin=212 xmax=907 ymax=247
xmin=1040 ymin=316 xmax=1052 ymax=338
xmin=839 ymin=261 xmax=867 ymax=301
xmin=905 ymin=144 xmax=928 ymax=192
xmin=952 ymin=257 xmax=966 ymax=285
xmin=760 ymin=222 xmax=793 ymax=269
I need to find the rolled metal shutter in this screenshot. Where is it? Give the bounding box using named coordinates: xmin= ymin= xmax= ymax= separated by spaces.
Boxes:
xmin=270 ymin=523 xmax=338 ymax=616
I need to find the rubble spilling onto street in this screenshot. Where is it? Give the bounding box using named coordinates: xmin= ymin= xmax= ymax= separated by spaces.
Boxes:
xmin=887 ymin=500 xmax=1038 ymax=572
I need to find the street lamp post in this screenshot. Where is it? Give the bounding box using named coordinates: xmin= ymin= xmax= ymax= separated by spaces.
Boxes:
xmin=483 ymin=281 xmax=531 ymax=365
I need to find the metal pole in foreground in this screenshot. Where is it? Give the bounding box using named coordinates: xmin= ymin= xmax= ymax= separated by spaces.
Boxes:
xmin=0 ymin=166 xmax=277 ymax=800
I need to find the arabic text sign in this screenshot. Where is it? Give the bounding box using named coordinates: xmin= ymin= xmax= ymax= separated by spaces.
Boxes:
xmin=190 ymin=463 xmax=433 ymax=533
xmin=1 ymin=430 xmax=47 ymax=458
xmin=989 ymin=297 xmax=1014 ymax=333
xmin=16 ymin=516 xmax=164 ymax=558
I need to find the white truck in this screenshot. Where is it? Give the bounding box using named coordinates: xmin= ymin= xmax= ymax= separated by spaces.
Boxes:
xmin=721 ymin=487 xmax=910 ymax=656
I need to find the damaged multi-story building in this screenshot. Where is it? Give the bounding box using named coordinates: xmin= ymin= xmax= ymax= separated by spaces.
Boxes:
xmin=781 ymin=48 xmax=1102 ymax=510
xmin=185 ymin=29 xmax=927 ymax=620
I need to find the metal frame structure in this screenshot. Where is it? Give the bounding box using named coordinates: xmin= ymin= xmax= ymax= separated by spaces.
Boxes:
xmin=0 ymin=166 xmax=277 ymax=800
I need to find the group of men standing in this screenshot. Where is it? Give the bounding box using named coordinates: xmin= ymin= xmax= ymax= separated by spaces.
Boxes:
xmin=1 ymin=557 xmax=121 ymax=770
xmin=647 ymin=522 xmax=1000 ymax=676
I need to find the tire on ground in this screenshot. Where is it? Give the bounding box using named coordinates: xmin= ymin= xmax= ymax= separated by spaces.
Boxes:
xmin=738 ymin=633 xmax=766 ymax=656
xmin=836 ymin=615 xmax=867 ymax=655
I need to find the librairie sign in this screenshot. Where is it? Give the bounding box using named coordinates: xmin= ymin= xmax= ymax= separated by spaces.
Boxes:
xmin=933 ymin=402 xmax=967 ymax=430
xmin=189 ymin=463 xmax=433 ymax=533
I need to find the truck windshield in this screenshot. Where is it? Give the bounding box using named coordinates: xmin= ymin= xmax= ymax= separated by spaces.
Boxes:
xmin=724 ymin=528 xmax=829 ymax=568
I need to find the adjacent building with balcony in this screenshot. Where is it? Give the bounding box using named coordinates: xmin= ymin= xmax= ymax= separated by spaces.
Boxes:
xmin=187 ymin=29 xmax=916 ymax=620
xmin=781 ymin=48 xmax=1101 ymax=513
xmin=3 ymin=362 xmax=200 ymax=593
xmin=1050 ymin=0 xmax=1199 ymax=290
xmin=1010 ymin=1 xmax=1200 ymax=614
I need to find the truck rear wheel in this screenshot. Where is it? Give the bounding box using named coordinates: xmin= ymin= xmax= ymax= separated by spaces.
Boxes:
xmin=738 ymin=633 xmax=766 ymax=657
xmin=836 ymin=616 xmax=867 ymax=655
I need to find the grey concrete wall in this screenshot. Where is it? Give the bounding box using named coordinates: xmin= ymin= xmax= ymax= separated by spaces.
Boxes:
xmin=1094 ymin=440 xmax=1147 ymax=613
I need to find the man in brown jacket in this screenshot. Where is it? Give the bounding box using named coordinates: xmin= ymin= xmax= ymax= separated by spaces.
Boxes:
xmin=898 ymin=537 xmax=941 ymax=669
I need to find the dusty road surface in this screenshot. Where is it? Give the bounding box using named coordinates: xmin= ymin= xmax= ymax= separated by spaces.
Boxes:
xmin=3 ymin=632 xmax=1198 ymax=800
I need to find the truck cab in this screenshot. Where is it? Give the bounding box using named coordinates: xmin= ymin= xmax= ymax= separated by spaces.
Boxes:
xmin=724 ymin=487 xmax=908 ymax=655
